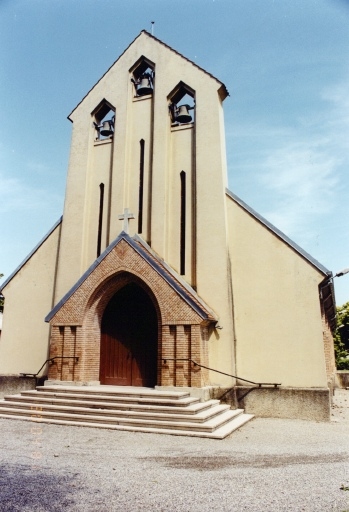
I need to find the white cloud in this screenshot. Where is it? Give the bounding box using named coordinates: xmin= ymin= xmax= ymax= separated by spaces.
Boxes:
xmin=321 ymin=79 xmax=349 ymax=149
xmin=27 ymin=161 xmax=53 ymax=174
xmin=322 ymin=79 xmax=349 ymax=115
xmin=254 ymin=75 xmax=349 ymax=243
xmin=0 ymin=171 xmax=61 ymax=215
xmin=260 ymin=143 xmax=339 ymax=237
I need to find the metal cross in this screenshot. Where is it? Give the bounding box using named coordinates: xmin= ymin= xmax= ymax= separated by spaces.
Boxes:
xmin=118 ymin=208 xmax=135 ymax=234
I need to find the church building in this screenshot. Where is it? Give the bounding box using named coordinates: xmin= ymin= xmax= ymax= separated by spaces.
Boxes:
xmin=0 ymin=31 xmax=336 ymax=421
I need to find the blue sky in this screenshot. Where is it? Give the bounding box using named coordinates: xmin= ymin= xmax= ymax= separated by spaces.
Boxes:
xmin=1 ymin=0 xmax=348 ymax=305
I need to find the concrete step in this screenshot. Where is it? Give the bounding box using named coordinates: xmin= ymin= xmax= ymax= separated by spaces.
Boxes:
xmin=3 ymin=394 xmax=219 ymax=416
xmin=21 ymin=390 xmax=199 ymax=407
xmin=0 ymin=400 xmax=228 ymax=423
xmin=36 ymin=385 xmax=191 ymax=400
xmin=0 ymin=411 xmax=255 ymax=439
xmin=0 ymin=404 xmax=239 ymax=430
xmin=0 ymin=385 xmax=254 ymax=439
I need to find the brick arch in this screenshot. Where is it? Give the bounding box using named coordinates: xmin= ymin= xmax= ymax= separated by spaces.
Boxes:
xmin=47 ymin=238 xmax=210 ymax=386
xmin=84 ymin=271 xmax=162 ymax=333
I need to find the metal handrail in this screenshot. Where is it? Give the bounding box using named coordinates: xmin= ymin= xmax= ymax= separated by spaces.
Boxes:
xmin=20 ymin=356 xmax=79 ymax=380
xmin=163 ymin=358 xmax=281 ymax=388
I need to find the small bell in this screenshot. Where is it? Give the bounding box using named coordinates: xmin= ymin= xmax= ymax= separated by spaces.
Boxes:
xmin=136 ymin=76 xmax=153 ymax=96
xmin=176 ymin=104 xmax=192 ymax=124
xmin=99 ymin=120 xmax=114 ymax=137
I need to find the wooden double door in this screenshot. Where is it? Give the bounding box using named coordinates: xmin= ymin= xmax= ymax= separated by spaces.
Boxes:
xmin=100 ymin=283 xmax=158 ymax=387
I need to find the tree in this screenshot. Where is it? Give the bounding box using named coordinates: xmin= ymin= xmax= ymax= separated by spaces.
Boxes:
xmin=334 ymin=301 xmax=349 ymax=370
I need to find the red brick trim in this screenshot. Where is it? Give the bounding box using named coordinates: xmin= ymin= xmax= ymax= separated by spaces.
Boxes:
xmin=48 ymin=239 xmax=212 ymax=386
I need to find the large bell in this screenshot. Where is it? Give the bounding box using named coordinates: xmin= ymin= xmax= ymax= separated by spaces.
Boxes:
xmin=99 ymin=120 xmax=114 ymax=137
xmin=176 ymin=104 xmax=192 ymax=124
xmin=137 ymin=77 xmax=153 ymax=96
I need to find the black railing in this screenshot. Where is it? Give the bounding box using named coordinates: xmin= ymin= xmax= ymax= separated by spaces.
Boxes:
xmin=20 ymin=356 xmax=79 ymax=385
xmin=163 ymin=358 xmax=281 ymax=402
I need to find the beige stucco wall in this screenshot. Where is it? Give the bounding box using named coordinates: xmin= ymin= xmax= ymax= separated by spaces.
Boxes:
xmin=83 ymin=138 xmax=113 ymax=265
xmin=168 ymin=124 xmax=194 ymax=281
xmin=0 ymin=223 xmax=61 ymax=374
xmin=226 ymin=195 xmax=328 ymax=388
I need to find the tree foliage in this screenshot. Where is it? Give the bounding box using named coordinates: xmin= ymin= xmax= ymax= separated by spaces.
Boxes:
xmin=334 ymin=301 xmax=349 ymax=370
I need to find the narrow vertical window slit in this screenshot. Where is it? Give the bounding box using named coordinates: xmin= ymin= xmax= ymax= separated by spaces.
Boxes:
xmin=138 ymin=139 xmax=145 ymax=233
xmin=97 ymin=183 xmax=104 ymax=257
xmin=180 ymin=171 xmax=186 ymax=275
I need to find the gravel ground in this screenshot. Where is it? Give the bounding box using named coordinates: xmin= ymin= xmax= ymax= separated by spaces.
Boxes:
xmin=0 ymin=390 xmax=348 ymax=512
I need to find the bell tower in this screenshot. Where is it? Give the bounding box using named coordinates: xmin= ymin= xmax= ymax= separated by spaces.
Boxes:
xmin=53 ymin=32 xmax=234 ymax=376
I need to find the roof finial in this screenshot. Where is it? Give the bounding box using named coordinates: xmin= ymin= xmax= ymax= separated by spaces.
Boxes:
xmin=151 ymin=21 xmax=154 ymax=35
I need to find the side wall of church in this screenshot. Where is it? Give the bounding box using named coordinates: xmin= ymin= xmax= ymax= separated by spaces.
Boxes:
xmin=0 ymin=224 xmax=61 ymax=374
xmin=226 ymin=196 xmax=328 ymax=388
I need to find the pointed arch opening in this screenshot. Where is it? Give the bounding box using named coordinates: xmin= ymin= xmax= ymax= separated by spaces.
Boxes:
xmin=168 ymin=81 xmax=195 ymax=126
xmin=91 ymin=99 xmax=115 ymax=141
xmin=130 ymin=56 xmax=155 ymax=97
xmin=99 ymin=281 xmax=158 ymax=386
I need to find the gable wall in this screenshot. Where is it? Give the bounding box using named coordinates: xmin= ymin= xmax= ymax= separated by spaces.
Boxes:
xmin=226 ymin=197 xmax=328 ymax=387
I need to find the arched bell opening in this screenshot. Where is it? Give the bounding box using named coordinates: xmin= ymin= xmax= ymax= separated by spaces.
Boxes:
xmin=168 ymin=82 xmax=195 ymax=125
xmin=91 ymin=99 xmax=115 ymax=141
xmin=99 ymin=281 xmax=159 ymax=387
xmin=130 ymin=56 xmax=155 ymax=97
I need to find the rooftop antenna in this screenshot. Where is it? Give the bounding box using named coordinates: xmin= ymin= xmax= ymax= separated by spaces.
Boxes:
xmin=151 ymin=21 xmax=154 ymax=35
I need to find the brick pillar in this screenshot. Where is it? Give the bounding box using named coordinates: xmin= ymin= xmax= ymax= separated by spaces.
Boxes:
xmin=48 ymin=326 xmax=64 ymax=380
xmin=191 ymin=324 xmax=204 ymax=387
xmin=73 ymin=326 xmax=83 ymax=382
xmin=183 ymin=325 xmax=191 ymax=387
xmin=161 ymin=325 xmax=175 ymax=386
xmin=83 ymin=332 xmax=100 ymax=382
xmin=175 ymin=325 xmax=186 ymax=386
xmin=61 ymin=326 xmax=77 ymax=381
xmin=157 ymin=319 xmax=162 ymax=386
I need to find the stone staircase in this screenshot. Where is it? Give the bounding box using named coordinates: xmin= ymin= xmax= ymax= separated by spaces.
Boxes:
xmin=0 ymin=385 xmax=254 ymax=439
